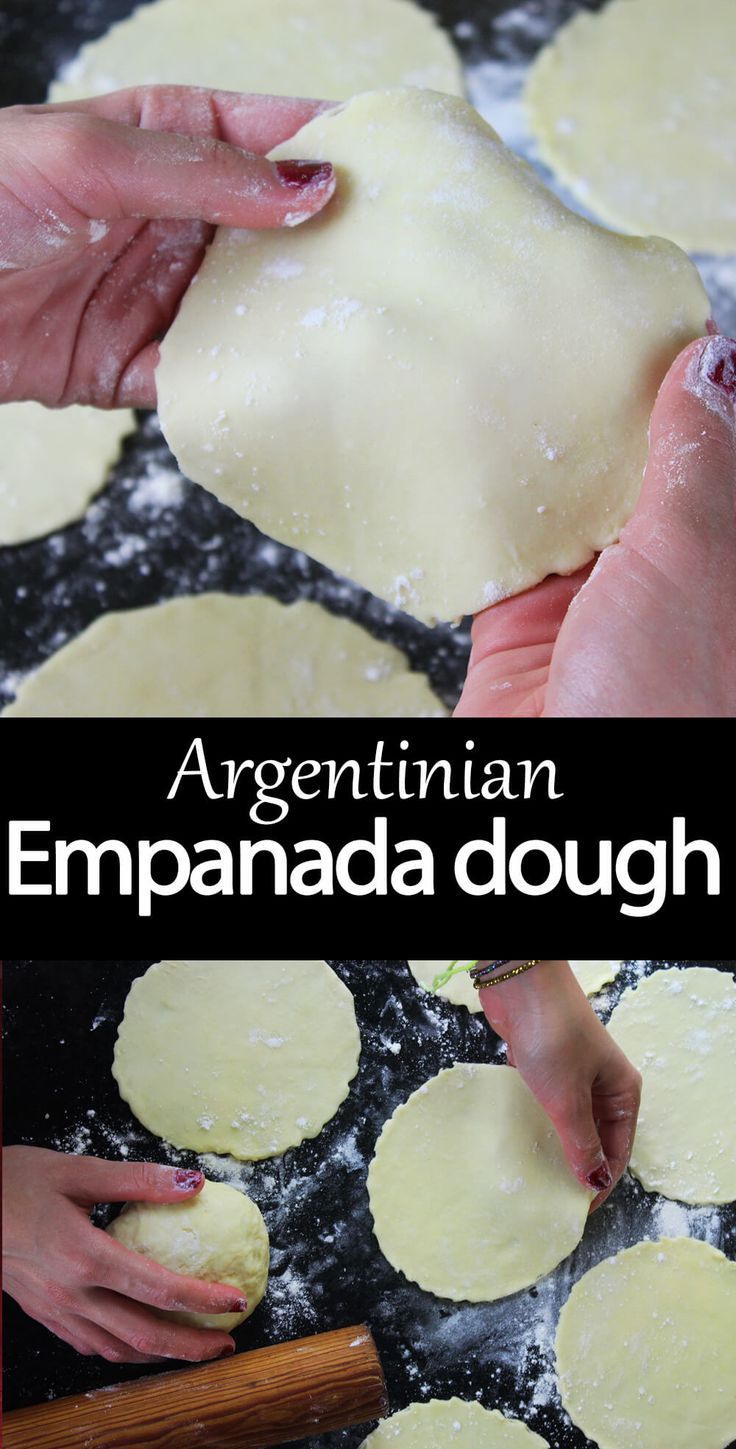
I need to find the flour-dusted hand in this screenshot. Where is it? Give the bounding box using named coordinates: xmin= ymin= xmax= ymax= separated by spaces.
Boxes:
xmin=0 ymin=88 xmax=335 ymax=410
xmin=478 ymin=959 xmax=642 ymax=1209
xmin=2 ymin=1147 xmax=247 ymax=1361
xmin=457 ymin=335 xmax=736 ymax=718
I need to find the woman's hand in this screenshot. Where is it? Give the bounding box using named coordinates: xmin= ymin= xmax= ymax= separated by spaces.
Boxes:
xmin=0 ymin=87 xmax=335 ymax=410
xmin=2 ymin=1147 xmax=247 ymax=1362
xmin=478 ymin=959 xmax=642 ymax=1209
xmin=457 ymin=335 xmax=736 ymax=717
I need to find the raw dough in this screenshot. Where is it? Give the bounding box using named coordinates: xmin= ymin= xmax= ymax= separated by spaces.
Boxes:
xmin=157 ymin=88 xmax=708 ymax=623
xmin=569 ymin=959 xmax=622 ymax=996
xmin=0 ymin=402 xmax=134 ymax=546
xmin=113 ymin=960 xmax=361 ymax=1160
xmin=2 ymin=592 xmax=446 ymax=717
xmin=367 ymin=1063 xmax=590 ymax=1301
xmin=607 ymin=966 xmax=736 ymax=1204
xmin=106 ymin=1178 xmax=269 ymax=1330
xmin=525 ymin=0 xmax=736 ymax=254
xmin=406 ymin=960 xmax=481 ymax=1012
xmin=360 ymin=1399 xmax=550 ymax=1447
xmin=556 ymin=1237 xmax=736 ymax=1449
xmin=49 ymin=0 xmax=463 ymax=103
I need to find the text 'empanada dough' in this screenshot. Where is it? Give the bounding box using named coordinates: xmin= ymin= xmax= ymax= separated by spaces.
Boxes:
xmin=157 ymin=88 xmax=708 ymax=624
xmin=367 ymin=1063 xmax=590 ymax=1301
xmin=526 ymin=0 xmax=736 ymax=255
xmin=0 ymin=402 xmax=134 ymax=546
xmin=2 ymin=592 xmax=446 ymax=717
xmin=49 ymin=0 xmax=463 ymax=103
xmin=607 ymin=966 xmax=736 ymax=1203
xmin=360 ymin=1398 xmax=550 ymax=1447
xmin=107 ymin=1179 xmax=269 ymax=1330
xmin=556 ymin=1237 xmax=736 ymax=1449
xmin=113 ymin=960 xmax=361 ymax=1160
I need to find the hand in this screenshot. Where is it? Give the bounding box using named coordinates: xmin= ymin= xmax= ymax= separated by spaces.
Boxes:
xmin=457 ymin=335 xmax=736 ymax=717
xmin=2 ymin=1147 xmax=248 ymax=1362
xmin=0 ymin=87 xmax=335 ymax=410
xmin=478 ymin=959 xmax=642 ymax=1209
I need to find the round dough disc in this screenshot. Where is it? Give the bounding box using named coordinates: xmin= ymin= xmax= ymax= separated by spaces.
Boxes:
xmin=556 ymin=1237 xmax=736 ymax=1449
xmin=360 ymin=1399 xmax=550 ymax=1447
xmin=406 ymin=961 xmax=481 ymax=1013
xmin=2 ymin=593 xmax=446 ymax=717
xmin=569 ymin=959 xmax=622 ymax=996
xmin=0 ymin=402 xmax=134 ymax=546
xmin=607 ymin=966 xmax=736 ymax=1204
xmin=113 ymin=960 xmax=361 ymax=1160
xmin=157 ymin=88 xmax=708 ymax=623
xmin=49 ymin=0 xmax=463 ymax=103
xmin=367 ymin=1063 xmax=590 ymax=1301
xmin=525 ymin=0 xmax=736 ymax=254
xmin=107 ymin=1178 xmax=269 ymax=1330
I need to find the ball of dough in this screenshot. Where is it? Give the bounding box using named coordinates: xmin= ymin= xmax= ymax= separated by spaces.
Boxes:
xmin=106 ymin=1179 xmax=269 ymax=1330
xmin=360 ymin=1398 xmax=550 ymax=1446
xmin=368 ymin=1063 xmax=591 ymax=1301
xmin=556 ymin=1237 xmax=736 ymax=1449
xmin=157 ymin=88 xmax=709 ymax=624
xmin=113 ymin=960 xmax=361 ymax=1160
xmin=607 ymin=966 xmax=736 ymax=1203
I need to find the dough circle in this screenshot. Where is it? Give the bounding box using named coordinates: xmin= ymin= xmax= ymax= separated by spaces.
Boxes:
xmin=106 ymin=1179 xmax=269 ymax=1330
xmin=568 ymin=959 xmax=622 ymax=996
xmin=360 ymin=1398 xmax=549 ymax=1447
xmin=113 ymin=960 xmax=361 ymax=1160
xmin=157 ymin=88 xmax=708 ymax=623
xmin=406 ymin=960 xmax=481 ymax=1013
xmin=556 ymin=1237 xmax=736 ymax=1449
xmin=0 ymin=402 xmax=134 ymax=546
xmin=2 ymin=593 xmax=445 ymax=717
xmin=367 ymin=1063 xmax=590 ymax=1301
xmin=525 ymin=0 xmax=736 ymax=254
xmin=49 ymin=0 xmax=463 ymax=103
xmin=607 ymin=966 xmax=736 ymax=1204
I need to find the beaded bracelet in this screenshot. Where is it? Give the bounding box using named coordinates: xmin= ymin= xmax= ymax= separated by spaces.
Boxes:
xmin=470 ymin=959 xmax=543 ymax=989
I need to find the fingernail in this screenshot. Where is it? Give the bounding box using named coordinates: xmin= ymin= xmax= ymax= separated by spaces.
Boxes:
xmin=219 ymin=1343 xmax=236 ymax=1358
xmin=231 ymin=1297 xmax=247 ymax=1312
xmin=275 ymin=160 xmax=333 ymax=190
xmin=173 ymin=1169 xmax=203 ymax=1192
xmin=586 ymin=1163 xmax=613 ymax=1193
xmin=694 ymin=336 xmax=736 ymax=422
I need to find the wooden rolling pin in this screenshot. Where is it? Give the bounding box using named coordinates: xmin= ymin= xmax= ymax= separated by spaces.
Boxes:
xmin=3 ymin=1324 xmax=387 ymax=1449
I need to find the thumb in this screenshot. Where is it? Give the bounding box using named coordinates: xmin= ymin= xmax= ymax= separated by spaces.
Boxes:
xmin=63 ymin=1156 xmax=207 ymax=1206
xmin=50 ymin=112 xmax=336 ymax=229
xmin=545 ymin=1095 xmax=612 ymax=1198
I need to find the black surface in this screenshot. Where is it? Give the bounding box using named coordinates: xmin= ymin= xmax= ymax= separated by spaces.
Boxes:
xmin=4 ymin=959 xmax=736 ymax=1449
xmin=0 ymin=0 xmax=601 ymax=712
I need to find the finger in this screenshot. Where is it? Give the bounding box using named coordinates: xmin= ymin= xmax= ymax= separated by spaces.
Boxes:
xmin=49 ymin=1315 xmax=166 ymax=1365
xmin=117 ymin=341 xmax=159 ymax=409
xmin=83 ymin=1289 xmax=235 ymax=1362
xmin=543 ymin=1092 xmax=611 ymax=1202
xmin=37 ymin=110 xmax=335 ymax=229
xmin=94 ymin=1232 xmax=248 ymax=1317
xmin=62 ymin=1157 xmax=208 ymax=1206
xmin=43 ymin=85 xmax=335 ymax=157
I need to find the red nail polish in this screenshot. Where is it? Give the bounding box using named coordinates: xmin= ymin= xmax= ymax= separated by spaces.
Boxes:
xmin=586 ymin=1164 xmax=613 ymax=1192
xmin=219 ymin=1344 xmax=236 ymax=1358
xmin=275 ymin=160 xmax=333 ymax=189
xmin=173 ymin=1169 xmax=203 ymax=1192
xmin=699 ymin=336 xmax=736 ymax=400
xmin=231 ymin=1297 xmax=247 ymax=1312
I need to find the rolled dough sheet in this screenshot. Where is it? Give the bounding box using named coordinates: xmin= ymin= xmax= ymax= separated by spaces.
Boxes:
xmin=607 ymin=965 xmax=736 ymax=1204
xmin=569 ymin=959 xmax=622 ymax=996
xmin=0 ymin=402 xmax=134 ymax=546
xmin=157 ymin=88 xmax=708 ymax=623
xmin=406 ymin=960 xmax=481 ymax=1013
xmin=107 ymin=1178 xmax=269 ymax=1330
xmin=525 ymin=0 xmax=736 ymax=255
xmin=360 ymin=1398 xmax=550 ymax=1447
xmin=48 ymin=0 xmax=463 ymax=103
xmin=2 ymin=592 xmax=447 ymax=717
xmin=556 ymin=1237 xmax=736 ymax=1449
xmin=113 ymin=959 xmax=361 ymax=1160
xmin=367 ymin=1063 xmax=591 ymax=1301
